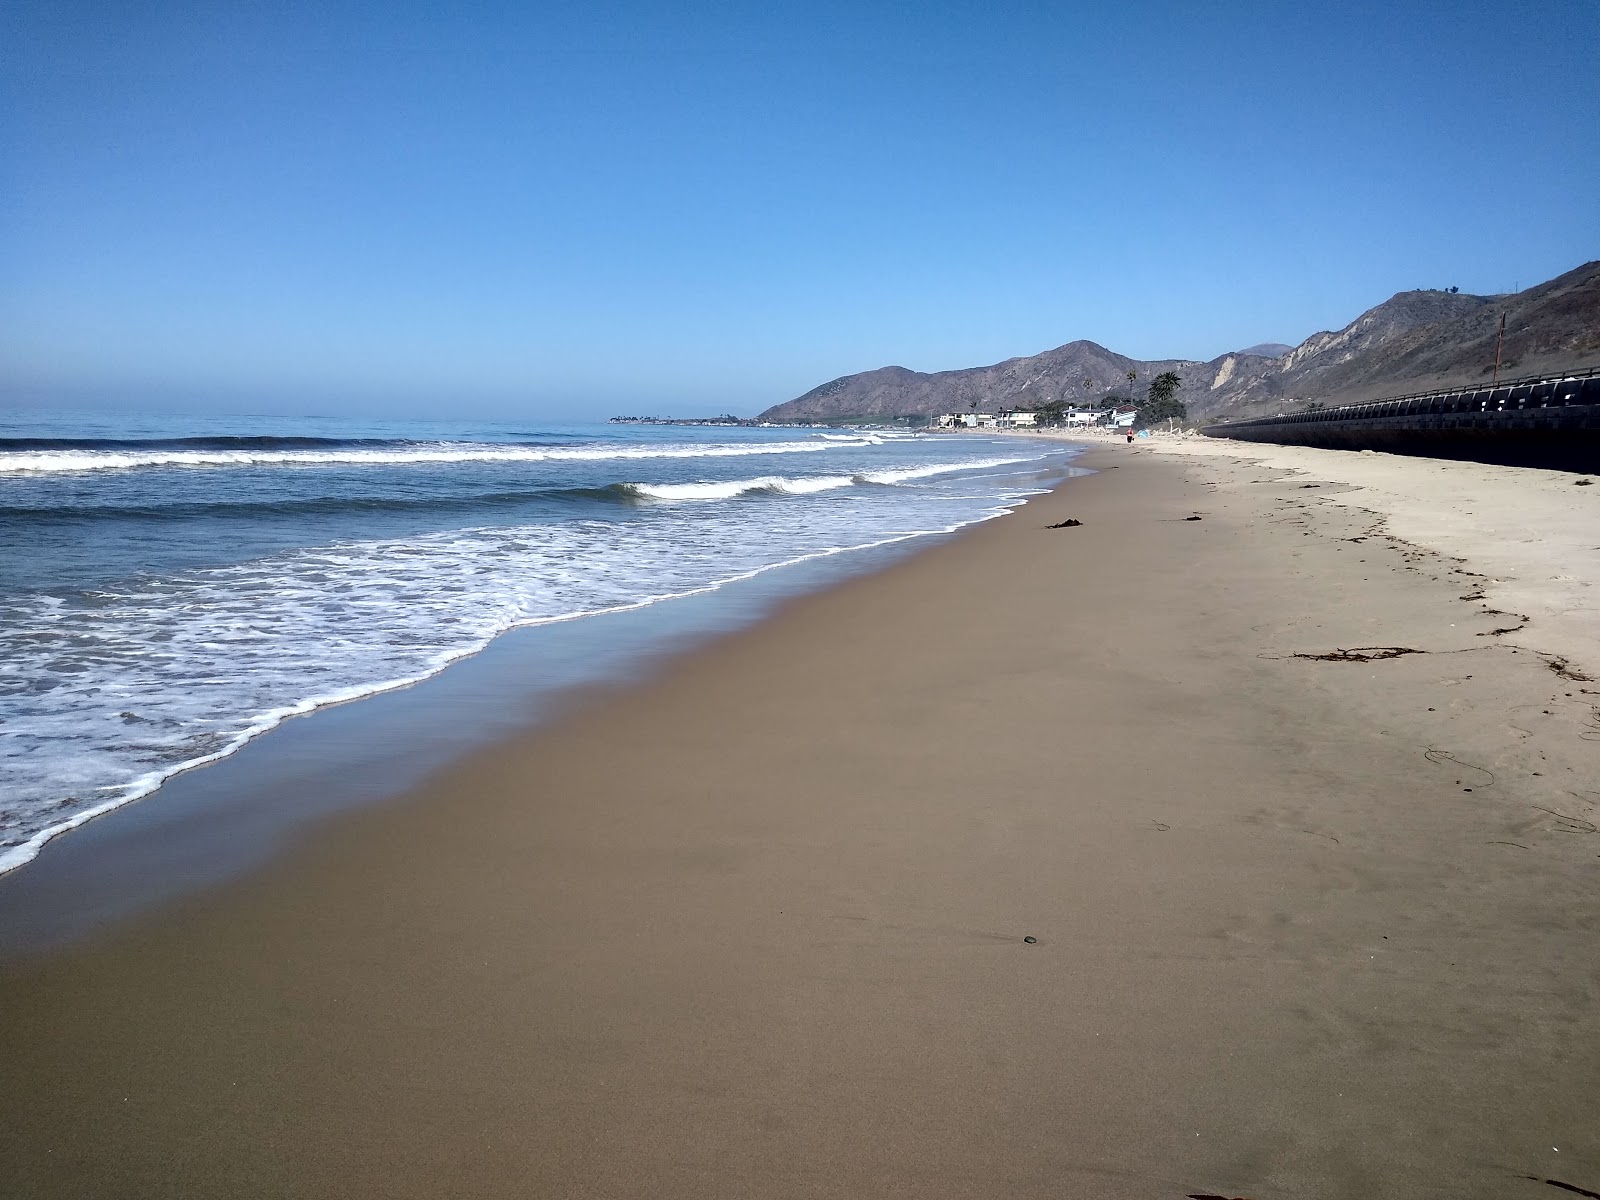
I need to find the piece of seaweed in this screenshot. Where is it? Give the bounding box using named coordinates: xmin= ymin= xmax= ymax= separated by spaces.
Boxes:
xmin=1291 ymin=646 xmax=1422 ymax=663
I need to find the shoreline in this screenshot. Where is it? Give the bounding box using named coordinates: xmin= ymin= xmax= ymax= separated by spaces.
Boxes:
xmin=0 ymin=525 xmax=994 ymax=880
xmin=0 ymin=455 xmax=1086 ymax=956
xmin=2 ymin=422 xmax=1076 ymax=890
xmin=3 ymin=447 xmax=1596 ymax=1196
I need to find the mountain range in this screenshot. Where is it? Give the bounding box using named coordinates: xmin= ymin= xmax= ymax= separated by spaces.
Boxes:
xmin=757 ymin=260 xmax=1600 ymax=424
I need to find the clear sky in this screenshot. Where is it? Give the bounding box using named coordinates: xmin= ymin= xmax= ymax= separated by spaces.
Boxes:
xmin=4 ymin=0 xmax=1597 ymax=419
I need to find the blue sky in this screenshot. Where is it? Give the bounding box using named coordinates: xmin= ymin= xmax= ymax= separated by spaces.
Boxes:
xmin=4 ymin=0 xmax=1596 ymax=419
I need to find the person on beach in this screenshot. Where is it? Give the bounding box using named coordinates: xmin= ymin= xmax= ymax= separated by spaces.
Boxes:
xmin=1125 ymin=429 xmax=1135 ymax=444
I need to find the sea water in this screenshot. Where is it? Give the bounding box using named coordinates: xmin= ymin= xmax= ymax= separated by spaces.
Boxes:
xmin=0 ymin=409 xmax=1081 ymax=873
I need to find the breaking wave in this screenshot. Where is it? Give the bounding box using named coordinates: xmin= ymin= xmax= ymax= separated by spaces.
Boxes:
xmin=0 ymin=436 xmax=880 ymax=475
xmin=620 ymin=457 xmax=1037 ymax=501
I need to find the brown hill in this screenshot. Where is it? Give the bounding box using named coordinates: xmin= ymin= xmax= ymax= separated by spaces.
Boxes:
xmin=758 ymin=261 xmax=1600 ymax=424
xmin=764 ymin=341 xmax=1281 ymax=423
xmin=1214 ymin=260 xmax=1600 ymax=418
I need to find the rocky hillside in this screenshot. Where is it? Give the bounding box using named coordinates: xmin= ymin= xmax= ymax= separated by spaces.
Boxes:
xmin=758 ymin=261 xmax=1600 ymax=424
xmin=1212 ymin=261 xmax=1600 ymax=418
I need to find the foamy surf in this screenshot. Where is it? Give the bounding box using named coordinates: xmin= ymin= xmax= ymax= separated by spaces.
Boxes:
xmin=621 ymin=457 xmax=1041 ymax=501
xmin=0 ymin=438 xmax=878 ymax=475
xmin=625 ymin=475 xmax=856 ymax=500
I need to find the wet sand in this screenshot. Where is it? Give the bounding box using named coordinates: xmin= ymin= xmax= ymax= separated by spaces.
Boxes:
xmin=2 ymin=448 xmax=1596 ymax=1198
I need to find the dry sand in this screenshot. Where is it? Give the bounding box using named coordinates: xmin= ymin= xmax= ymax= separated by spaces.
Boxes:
xmin=1 ymin=447 xmax=1597 ymax=1198
xmin=1068 ymin=428 xmax=1600 ymax=676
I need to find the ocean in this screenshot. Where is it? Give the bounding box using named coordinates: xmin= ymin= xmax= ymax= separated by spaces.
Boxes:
xmin=0 ymin=409 xmax=1083 ymax=876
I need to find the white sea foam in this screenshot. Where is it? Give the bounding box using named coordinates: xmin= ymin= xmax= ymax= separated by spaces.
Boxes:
xmin=860 ymin=456 xmax=1035 ymax=484
xmin=0 ymin=438 xmax=874 ymax=475
xmin=627 ymin=475 xmax=856 ymax=500
xmin=625 ymin=458 xmax=1041 ymax=501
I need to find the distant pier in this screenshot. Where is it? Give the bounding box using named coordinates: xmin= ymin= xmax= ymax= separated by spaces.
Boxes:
xmin=1202 ymin=368 xmax=1600 ymax=472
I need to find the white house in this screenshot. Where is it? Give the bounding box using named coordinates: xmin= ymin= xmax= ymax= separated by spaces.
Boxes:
xmin=997 ymin=409 xmax=1037 ymax=427
xmin=936 ymin=411 xmax=1004 ymax=429
xmin=1064 ymin=408 xmax=1100 ymax=426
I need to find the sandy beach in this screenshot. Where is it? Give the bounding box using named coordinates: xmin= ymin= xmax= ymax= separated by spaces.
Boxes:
xmin=2 ymin=445 xmax=1597 ymax=1198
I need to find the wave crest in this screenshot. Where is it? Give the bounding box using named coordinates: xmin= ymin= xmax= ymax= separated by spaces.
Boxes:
xmin=619 ymin=457 xmax=1038 ymax=501
xmin=0 ymin=438 xmax=879 ymax=475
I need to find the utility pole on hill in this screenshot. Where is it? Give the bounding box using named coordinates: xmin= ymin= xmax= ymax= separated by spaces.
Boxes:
xmin=1492 ymin=312 xmax=1506 ymax=383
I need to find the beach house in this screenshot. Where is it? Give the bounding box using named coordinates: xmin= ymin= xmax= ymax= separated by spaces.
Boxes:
xmin=935 ymin=412 xmax=1004 ymax=429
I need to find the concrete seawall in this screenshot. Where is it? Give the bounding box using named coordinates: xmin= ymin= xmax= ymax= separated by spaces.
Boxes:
xmin=1203 ymin=370 xmax=1600 ymax=472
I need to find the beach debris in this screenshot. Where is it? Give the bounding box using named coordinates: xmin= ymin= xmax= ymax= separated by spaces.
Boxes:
xmin=1423 ymin=748 xmax=1496 ymax=787
xmin=1046 ymin=518 xmax=1082 ymax=528
xmin=1479 ymin=621 xmax=1528 ymax=637
xmin=1022 ymin=936 xmax=1038 ymax=944
xmin=1575 ymin=478 xmax=1593 ymax=486
xmin=1184 ymin=515 xmax=1203 ymax=521
xmin=1292 ymin=646 xmax=1422 ymax=662
xmin=1542 ymin=655 xmax=1593 ymax=682
xmin=1187 ymin=1194 xmax=1258 ymax=1200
